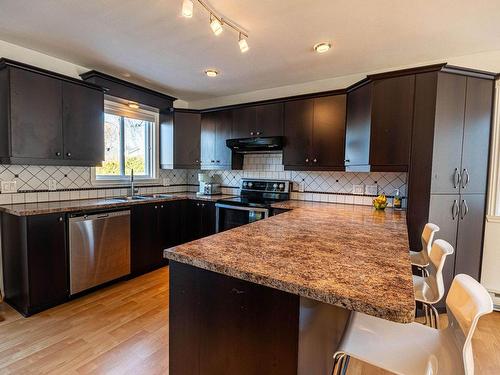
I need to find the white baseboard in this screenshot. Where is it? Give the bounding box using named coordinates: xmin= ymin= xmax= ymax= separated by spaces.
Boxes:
xmin=489 ymin=292 xmax=500 ymax=311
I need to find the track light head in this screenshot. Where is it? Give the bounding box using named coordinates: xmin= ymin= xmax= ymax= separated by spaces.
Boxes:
xmin=210 ymin=15 xmax=223 ymax=36
xmin=181 ymin=0 xmax=193 ymax=18
xmin=238 ymin=34 xmax=249 ymax=53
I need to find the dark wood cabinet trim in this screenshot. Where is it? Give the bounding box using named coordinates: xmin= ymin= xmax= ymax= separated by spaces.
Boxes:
xmin=0 ymin=58 xmax=104 ymax=91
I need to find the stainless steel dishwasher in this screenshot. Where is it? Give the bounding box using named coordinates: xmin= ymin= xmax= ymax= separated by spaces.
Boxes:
xmin=69 ymin=210 xmax=131 ymax=295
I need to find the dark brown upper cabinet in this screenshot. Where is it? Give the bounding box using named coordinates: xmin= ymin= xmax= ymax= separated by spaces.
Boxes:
xmin=0 ymin=59 xmax=105 ymax=166
xmin=160 ymin=110 xmax=201 ymax=169
xmin=232 ymin=103 xmax=283 ymax=138
xmin=201 ymin=110 xmax=232 ymax=169
xmin=283 ymin=95 xmax=346 ymax=170
xmin=370 ymin=75 xmax=415 ymax=171
xmin=62 ymin=81 xmax=104 ymax=163
xmin=345 ymin=83 xmax=372 ymax=171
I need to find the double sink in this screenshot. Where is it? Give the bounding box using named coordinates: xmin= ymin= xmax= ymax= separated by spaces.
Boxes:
xmin=111 ymin=194 xmax=175 ymax=203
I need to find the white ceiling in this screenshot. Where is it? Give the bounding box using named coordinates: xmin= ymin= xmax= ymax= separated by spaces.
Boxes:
xmin=0 ymin=0 xmax=499 ymax=102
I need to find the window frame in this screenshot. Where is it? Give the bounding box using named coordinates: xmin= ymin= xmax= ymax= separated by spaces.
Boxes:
xmin=487 ymin=79 xmax=500 ymax=217
xmin=91 ymin=98 xmax=160 ymax=186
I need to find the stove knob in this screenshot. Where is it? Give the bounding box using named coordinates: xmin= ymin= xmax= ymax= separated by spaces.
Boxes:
xmin=248 ymin=182 xmax=253 ymax=188
xmin=279 ymin=183 xmax=284 ymax=190
xmin=273 ymin=183 xmax=278 ymax=189
xmin=242 ymin=182 xmax=247 ymax=188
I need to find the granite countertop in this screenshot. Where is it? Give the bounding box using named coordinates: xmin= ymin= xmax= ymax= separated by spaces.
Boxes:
xmin=164 ymin=201 xmax=415 ymax=323
xmin=0 ymin=193 xmax=235 ymax=216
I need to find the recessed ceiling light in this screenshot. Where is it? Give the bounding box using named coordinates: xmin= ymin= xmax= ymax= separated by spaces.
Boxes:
xmin=313 ymin=42 xmax=332 ymax=54
xmin=128 ymin=102 xmax=140 ymax=109
xmin=204 ymin=69 xmax=219 ymax=77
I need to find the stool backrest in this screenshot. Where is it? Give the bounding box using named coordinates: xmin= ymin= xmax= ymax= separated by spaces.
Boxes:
xmin=421 ymin=223 xmax=440 ymax=255
xmin=427 ymin=239 xmax=454 ymax=300
xmin=445 ymin=274 xmax=493 ymax=375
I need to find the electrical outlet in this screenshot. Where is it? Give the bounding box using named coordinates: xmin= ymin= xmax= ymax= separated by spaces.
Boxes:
xmin=1 ymin=180 xmax=17 ymax=193
xmin=365 ymin=184 xmax=378 ymax=196
xmin=48 ymin=179 xmax=57 ymax=191
xmin=352 ymin=184 xmax=365 ymax=195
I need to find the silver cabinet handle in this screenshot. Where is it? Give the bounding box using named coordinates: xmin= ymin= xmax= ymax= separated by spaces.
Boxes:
xmin=453 ymin=168 xmax=461 ymax=189
xmin=460 ymin=199 xmax=469 ymax=220
xmin=461 ymin=169 xmax=470 ymax=189
xmin=452 ymin=199 xmax=459 ymax=220
xmin=313 ymin=158 xmax=317 ymax=163
xmin=305 ymin=158 xmax=309 ymax=163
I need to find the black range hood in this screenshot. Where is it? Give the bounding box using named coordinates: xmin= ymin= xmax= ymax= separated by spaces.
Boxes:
xmin=226 ymin=136 xmax=283 ymax=153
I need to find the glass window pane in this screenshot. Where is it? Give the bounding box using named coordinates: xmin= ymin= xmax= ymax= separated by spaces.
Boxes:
xmin=96 ymin=113 xmax=121 ymax=176
xmin=124 ymin=117 xmax=150 ymax=176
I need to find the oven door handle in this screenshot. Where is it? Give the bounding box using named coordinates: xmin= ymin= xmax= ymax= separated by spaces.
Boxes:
xmin=215 ymin=203 xmax=269 ymax=213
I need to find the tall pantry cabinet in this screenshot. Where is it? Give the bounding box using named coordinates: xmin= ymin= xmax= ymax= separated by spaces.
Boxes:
xmin=408 ymin=70 xmax=494 ymax=308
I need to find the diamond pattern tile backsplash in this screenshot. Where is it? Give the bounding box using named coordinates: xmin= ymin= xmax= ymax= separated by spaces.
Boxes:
xmin=0 ymin=153 xmax=406 ymax=206
xmin=187 ymin=154 xmax=407 ymax=196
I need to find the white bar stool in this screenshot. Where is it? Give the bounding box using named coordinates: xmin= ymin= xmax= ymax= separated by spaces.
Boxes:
xmin=413 ymin=239 xmax=454 ymax=329
xmin=332 ymin=273 xmax=493 ymax=375
xmin=410 ymin=223 xmax=440 ymax=277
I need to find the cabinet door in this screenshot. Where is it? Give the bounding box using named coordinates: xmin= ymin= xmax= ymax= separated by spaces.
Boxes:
xmin=345 ymin=83 xmax=372 ymax=167
xmin=183 ymin=200 xmax=203 ymax=242
xmin=215 ymin=110 xmax=233 ymax=166
xmin=431 ymin=73 xmax=467 ymax=194
xmin=201 ymin=202 xmax=216 ymax=237
xmin=200 ymin=112 xmax=216 ymax=167
xmin=428 ymin=194 xmax=459 ymax=309
xmin=159 ymin=200 xmax=183 ymax=249
xmin=370 ymin=75 xmax=415 ymax=170
xmin=283 ymin=99 xmax=313 ymax=167
xmin=255 ymin=103 xmax=283 ymax=137
xmin=174 ymin=112 xmax=201 ymax=168
xmin=10 ymin=68 xmax=63 ymax=160
xmin=312 ymin=95 xmax=346 ymax=168
xmin=62 ymin=82 xmax=104 ymax=163
xmin=455 ymin=194 xmax=486 ymax=280
xmin=131 ymin=203 xmax=160 ymax=274
xmin=232 ymin=106 xmax=256 ymax=138
xmin=27 ymin=213 xmax=68 ymax=309
xmin=460 ymin=78 xmax=493 ymax=194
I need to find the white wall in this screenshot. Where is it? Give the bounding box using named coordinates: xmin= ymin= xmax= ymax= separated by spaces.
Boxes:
xmin=187 ymin=49 xmax=500 ymax=109
xmin=0 ymin=39 xmax=189 ymax=108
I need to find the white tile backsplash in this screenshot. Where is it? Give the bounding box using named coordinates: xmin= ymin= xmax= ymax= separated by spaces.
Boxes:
xmin=0 ymin=153 xmax=406 ymax=207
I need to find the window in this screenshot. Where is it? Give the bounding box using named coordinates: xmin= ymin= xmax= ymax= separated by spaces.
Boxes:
xmin=93 ymin=99 xmax=159 ymax=184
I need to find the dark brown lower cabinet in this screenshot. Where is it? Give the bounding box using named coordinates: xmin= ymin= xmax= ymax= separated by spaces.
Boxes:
xmin=182 ymin=200 xmax=216 ymax=242
xmin=428 ymin=193 xmax=486 ymax=309
xmin=169 ymin=261 xmax=300 ymax=375
xmin=131 ymin=200 xmax=188 ymax=275
xmin=1 ymin=212 xmax=68 ymax=316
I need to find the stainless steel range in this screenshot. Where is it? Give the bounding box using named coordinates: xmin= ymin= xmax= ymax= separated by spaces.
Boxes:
xmin=215 ymin=179 xmax=290 ymax=233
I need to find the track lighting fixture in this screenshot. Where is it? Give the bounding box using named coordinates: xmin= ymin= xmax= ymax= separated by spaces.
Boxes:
xmin=238 ymin=33 xmax=249 ymax=53
xmin=210 ymin=14 xmax=223 ymax=36
xmin=181 ymin=0 xmax=193 ymax=18
xmin=181 ymin=0 xmax=249 ymax=53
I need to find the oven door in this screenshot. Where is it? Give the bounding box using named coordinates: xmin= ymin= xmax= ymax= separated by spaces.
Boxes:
xmin=215 ymin=203 xmax=269 ymax=233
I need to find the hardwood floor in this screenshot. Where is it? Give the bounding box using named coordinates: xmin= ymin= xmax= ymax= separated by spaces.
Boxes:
xmin=0 ymin=267 xmax=499 ymax=374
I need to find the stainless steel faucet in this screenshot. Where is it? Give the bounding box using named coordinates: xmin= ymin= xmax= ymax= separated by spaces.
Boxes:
xmin=129 ymin=169 xmax=135 ymax=197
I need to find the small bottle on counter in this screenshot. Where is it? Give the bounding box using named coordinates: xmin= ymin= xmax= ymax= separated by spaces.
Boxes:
xmin=393 ymin=189 xmax=402 ymax=210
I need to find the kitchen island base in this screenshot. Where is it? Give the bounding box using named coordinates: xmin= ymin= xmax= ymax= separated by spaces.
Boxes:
xmin=169 ymin=261 xmax=351 ymax=375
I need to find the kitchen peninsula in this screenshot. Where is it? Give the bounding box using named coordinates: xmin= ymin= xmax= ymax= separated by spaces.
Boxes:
xmin=164 ymin=201 xmax=414 ymax=375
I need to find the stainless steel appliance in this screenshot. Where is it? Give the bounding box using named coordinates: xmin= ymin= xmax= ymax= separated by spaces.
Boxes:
xmin=69 ymin=210 xmax=131 ymax=295
xmin=215 ymin=179 xmax=290 ymax=232
xmin=199 ymin=181 xmax=221 ymax=195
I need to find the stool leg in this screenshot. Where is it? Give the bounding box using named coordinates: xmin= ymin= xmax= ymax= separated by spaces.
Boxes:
xmin=430 ymin=304 xmax=440 ymax=329
xmin=332 ymin=352 xmax=345 ymax=375
xmin=341 ymin=355 xmax=350 ymax=375
xmin=423 ymin=303 xmax=429 ymax=326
